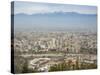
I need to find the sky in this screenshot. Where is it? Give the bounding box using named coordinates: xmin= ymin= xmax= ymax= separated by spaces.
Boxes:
xmin=14 ymin=1 xmax=97 ymax=15
xmin=13 ymin=1 xmax=97 ymax=32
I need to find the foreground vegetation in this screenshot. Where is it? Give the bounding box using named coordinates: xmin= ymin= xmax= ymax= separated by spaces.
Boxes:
xmin=49 ymin=61 xmax=97 ymax=72
xmin=14 ymin=56 xmax=97 ymax=73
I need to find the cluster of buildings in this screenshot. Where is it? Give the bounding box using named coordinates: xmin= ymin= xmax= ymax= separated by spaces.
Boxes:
xmin=14 ymin=31 xmax=97 ymax=54
xmin=14 ymin=31 xmax=97 ymax=71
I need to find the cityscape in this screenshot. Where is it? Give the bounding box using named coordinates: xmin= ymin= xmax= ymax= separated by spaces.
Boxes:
xmin=12 ymin=1 xmax=97 ymax=74
xmin=14 ymin=31 xmax=97 ymax=73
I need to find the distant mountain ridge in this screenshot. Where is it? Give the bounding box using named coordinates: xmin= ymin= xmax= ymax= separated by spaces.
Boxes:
xmin=13 ymin=11 xmax=97 ymax=32
xmin=14 ymin=12 xmax=97 ymax=16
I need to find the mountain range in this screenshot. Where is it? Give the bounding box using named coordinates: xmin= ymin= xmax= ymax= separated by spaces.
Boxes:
xmin=12 ymin=12 xmax=97 ymax=32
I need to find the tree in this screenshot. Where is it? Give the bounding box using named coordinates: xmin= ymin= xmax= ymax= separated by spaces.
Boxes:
xmin=75 ymin=60 xmax=79 ymax=69
xmin=22 ymin=59 xmax=29 ymax=73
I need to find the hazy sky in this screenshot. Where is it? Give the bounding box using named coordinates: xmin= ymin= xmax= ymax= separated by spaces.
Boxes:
xmin=14 ymin=1 xmax=97 ymax=15
xmin=13 ymin=1 xmax=97 ymax=32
